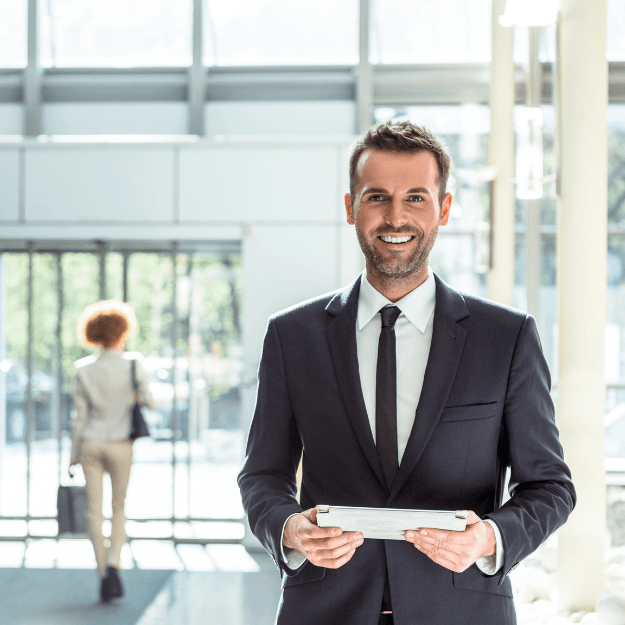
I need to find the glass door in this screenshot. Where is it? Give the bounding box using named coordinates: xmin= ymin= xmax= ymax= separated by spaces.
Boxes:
xmin=0 ymin=244 xmax=244 ymax=544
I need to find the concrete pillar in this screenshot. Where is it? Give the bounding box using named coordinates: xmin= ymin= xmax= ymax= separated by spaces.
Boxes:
xmin=557 ymin=0 xmax=608 ymax=611
xmin=488 ymin=0 xmax=515 ymax=306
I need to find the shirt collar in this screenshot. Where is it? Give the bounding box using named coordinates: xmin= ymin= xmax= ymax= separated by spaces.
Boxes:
xmin=357 ymin=266 xmax=436 ymax=333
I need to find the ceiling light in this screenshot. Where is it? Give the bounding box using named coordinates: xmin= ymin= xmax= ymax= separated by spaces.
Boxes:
xmin=499 ymin=0 xmax=559 ymax=27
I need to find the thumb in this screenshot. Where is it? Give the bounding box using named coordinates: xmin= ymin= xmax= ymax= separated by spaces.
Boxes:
xmin=308 ymin=507 xmax=318 ymax=525
xmin=464 ymin=510 xmax=481 ymax=525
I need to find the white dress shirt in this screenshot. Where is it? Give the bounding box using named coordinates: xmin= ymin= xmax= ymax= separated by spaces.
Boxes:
xmin=283 ymin=269 xmax=503 ymax=575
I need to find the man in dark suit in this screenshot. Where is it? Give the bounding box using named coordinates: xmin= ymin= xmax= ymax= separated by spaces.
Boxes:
xmin=238 ymin=121 xmax=575 ymax=625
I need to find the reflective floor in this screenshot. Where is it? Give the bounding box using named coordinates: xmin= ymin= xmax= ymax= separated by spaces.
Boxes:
xmin=137 ymin=553 xmax=281 ymax=625
xmin=0 ymin=543 xmax=281 ymax=625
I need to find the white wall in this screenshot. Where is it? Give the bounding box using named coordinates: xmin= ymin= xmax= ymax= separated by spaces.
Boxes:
xmin=206 ymin=101 xmax=356 ymax=136
xmin=0 ymin=136 xmax=364 ymax=440
xmin=0 ymin=105 xmax=23 ymax=135
xmin=42 ymin=102 xmax=189 ymax=135
xmin=0 ymin=101 xmax=356 ymax=137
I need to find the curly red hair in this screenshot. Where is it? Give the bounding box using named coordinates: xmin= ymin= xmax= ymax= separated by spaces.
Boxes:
xmin=77 ymin=300 xmax=137 ymax=349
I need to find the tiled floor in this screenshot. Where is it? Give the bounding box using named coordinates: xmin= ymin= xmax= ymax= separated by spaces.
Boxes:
xmin=136 ymin=554 xmax=282 ymax=625
xmin=0 ymin=540 xmax=282 ymax=625
xmin=0 ymin=539 xmax=261 ymax=573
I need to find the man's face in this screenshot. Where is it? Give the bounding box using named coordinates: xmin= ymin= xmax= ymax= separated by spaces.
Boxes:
xmin=345 ymin=149 xmax=451 ymax=279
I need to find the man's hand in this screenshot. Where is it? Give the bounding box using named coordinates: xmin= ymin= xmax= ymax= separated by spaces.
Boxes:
xmin=404 ymin=510 xmax=496 ymax=573
xmin=283 ymin=507 xmax=364 ymax=569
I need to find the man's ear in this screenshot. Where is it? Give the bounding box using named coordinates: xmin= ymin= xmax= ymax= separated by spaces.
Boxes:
xmin=439 ymin=193 xmax=452 ymax=226
xmin=345 ymin=193 xmax=355 ymax=225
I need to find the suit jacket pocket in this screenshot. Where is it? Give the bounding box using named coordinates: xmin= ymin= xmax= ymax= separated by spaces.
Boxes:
xmin=440 ymin=402 xmax=497 ymax=422
xmin=283 ymin=561 xmax=326 ymax=587
xmin=452 ymin=565 xmax=513 ymax=597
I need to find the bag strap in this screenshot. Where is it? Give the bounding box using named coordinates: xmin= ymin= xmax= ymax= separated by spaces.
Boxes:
xmin=131 ymin=359 xmax=140 ymax=404
xmin=131 ymin=359 xmax=138 ymax=390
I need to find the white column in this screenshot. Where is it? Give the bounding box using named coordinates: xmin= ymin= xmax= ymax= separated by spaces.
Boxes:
xmin=488 ymin=0 xmax=515 ymax=306
xmin=557 ymin=0 xmax=608 ymax=611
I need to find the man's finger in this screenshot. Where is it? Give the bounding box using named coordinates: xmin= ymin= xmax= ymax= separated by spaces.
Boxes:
xmin=316 ymin=536 xmax=364 ymax=560
xmin=464 ymin=510 xmax=480 ymax=525
xmin=408 ymin=528 xmax=461 ymax=545
xmin=307 ymin=524 xmax=343 ymax=539
xmin=318 ymin=547 xmax=358 ymax=569
xmin=304 ymin=530 xmax=363 ymax=550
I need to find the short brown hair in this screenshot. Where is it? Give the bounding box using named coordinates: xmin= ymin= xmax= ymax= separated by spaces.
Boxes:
xmin=77 ymin=300 xmax=137 ymax=349
xmin=349 ymin=121 xmax=452 ymax=205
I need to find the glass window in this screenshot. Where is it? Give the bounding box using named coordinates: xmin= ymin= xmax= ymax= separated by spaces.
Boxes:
xmin=41 ymin=0 xmax=193 ymax=67
xmin=370 ymin=0 xmax=491 ymax=64
xmin=608 ymin=0 xmax=625 ymax=61
xmin=0 ymin=0 xmax=27 ymax=67
xmin=203 ymin=0 xmax=358 ymax=66
xmin=605 ymin=105 xmax=625 ymax=459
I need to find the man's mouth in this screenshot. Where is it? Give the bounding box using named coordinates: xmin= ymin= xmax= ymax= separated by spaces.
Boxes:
xmin=378 ymin=235 xmax=415 ymax=244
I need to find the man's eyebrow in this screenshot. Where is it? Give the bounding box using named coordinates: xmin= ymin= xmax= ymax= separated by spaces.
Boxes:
xmin=361 ymin=187 xmax=433 ymax=196
xmin=362 ymin=187 xmax=390 ymax=195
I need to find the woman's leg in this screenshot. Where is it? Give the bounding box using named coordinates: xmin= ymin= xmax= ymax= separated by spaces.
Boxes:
xmin=103 ymin=440 xmax=133 ymax=570
xmin=81 ymin=440 xmax=107 ymax=578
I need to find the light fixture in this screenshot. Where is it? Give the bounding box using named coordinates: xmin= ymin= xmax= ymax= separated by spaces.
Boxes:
xmin=516 ymin=107 xmax=544 ymax=200
xmin=499 ymin=0 xmax=559 ymax=27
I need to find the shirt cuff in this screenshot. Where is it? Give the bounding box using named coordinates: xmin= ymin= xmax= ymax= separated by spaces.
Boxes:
xmin=281 ymin=513 xmax=307 ymax=570
xmin=475 ymin=519 xmax=504 ymax=575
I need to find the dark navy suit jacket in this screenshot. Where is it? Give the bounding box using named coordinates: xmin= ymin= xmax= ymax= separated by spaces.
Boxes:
xmin=238 ymin=273 xmax=575 ymax=625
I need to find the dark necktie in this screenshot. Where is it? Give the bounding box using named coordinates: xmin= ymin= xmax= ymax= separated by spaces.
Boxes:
xmin=376 ymin=305 xmax=401 ymax=491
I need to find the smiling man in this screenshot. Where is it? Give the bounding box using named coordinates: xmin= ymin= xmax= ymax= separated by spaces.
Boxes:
xmin=238 ymin=121 xmax=575 ymax=625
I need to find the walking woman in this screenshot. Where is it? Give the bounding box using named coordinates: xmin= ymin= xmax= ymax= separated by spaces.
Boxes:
xmin=69 ymin=300 xmax=155 ymax=602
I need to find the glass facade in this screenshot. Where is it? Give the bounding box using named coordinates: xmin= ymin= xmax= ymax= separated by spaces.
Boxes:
xmin=370 ymin=0 xmax=492 ymax=64
xmin=0 ymin=247 xmax=244 ymax=540
xmin=41 ymin=0 xmax=193 ymax=67
xmin=203 ymin=0 xmax=359 ymax=66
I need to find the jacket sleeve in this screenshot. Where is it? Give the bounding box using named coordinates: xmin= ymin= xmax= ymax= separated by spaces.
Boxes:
xmin=485 ymin=315 xmax=576 ymax=583
xmin=237 ymin=317 xmax=304 ymax=572
xmin=70 ymin=370 xmax=90 ymax=464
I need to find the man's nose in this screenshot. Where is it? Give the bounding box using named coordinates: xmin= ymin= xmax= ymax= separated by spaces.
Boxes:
xmin=385 ymin=198 xmax=409 ymax=228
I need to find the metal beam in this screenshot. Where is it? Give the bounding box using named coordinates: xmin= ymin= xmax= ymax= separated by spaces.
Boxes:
xmin=525 ymin=27 xmax=542 ymax=320
xmin=170 ymin=243 xmax=179 ymax=523
xmin=24 ymin=0 xmax=42 ymax=135
xmin=3 ymin=63 xmax=625 ymax=108
xmin=26 ymin=243 xmax=34 ymax=518
xmin=356 ymin=0 xmax=373 ymax=133
xmin=188 ymin=0 xmax=205 ymax=134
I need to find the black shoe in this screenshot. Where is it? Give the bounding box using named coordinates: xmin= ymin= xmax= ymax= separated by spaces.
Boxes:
xmin=100 ymin=566 xmax=124 ymax=602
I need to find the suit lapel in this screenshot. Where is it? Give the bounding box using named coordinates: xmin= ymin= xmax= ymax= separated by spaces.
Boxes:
xmin=326 ymin=277 xmax=387 ymax=491
xmin=390 ymin=274 xmax=469 ymax=500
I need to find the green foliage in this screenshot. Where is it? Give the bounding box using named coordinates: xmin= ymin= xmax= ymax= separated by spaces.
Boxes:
xmin=609 ymin=132 xmax=625 ymax=228
xmin=2 ymin=251 xmax=243 ymax=398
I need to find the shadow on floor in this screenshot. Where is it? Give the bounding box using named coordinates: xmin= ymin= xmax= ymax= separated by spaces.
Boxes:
xmin=0 ymin=568 xmax=174 ymax=625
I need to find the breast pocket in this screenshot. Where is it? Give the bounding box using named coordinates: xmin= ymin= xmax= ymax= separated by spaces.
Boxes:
xmin=440 ymin=402 xmax=498 ymax=422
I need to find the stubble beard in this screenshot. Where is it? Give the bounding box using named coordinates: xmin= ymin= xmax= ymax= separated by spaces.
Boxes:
xmin=355 ymin=224 xmax=440 ymax=279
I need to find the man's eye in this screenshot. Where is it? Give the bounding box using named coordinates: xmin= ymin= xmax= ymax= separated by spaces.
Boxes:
xmin=408 ymin=195 xmax=424 ymax=202
xmin=369 ymin=195 xmax=385 ymax=201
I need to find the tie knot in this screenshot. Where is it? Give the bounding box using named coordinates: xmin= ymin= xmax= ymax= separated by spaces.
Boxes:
xmin=380 ymin=305 xmax=401 ymax=329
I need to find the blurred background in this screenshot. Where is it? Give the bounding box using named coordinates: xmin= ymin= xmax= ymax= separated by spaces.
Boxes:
xmin=0 ymin=0 xmax=621 ymax=623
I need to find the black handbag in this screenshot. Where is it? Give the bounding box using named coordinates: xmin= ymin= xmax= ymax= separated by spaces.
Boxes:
xmin=130 ymin=359 xmax=150 ymax=439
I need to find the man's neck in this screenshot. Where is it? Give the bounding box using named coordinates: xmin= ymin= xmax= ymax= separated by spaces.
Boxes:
xmin=365 ymin=263 xmax=430 ymax=303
